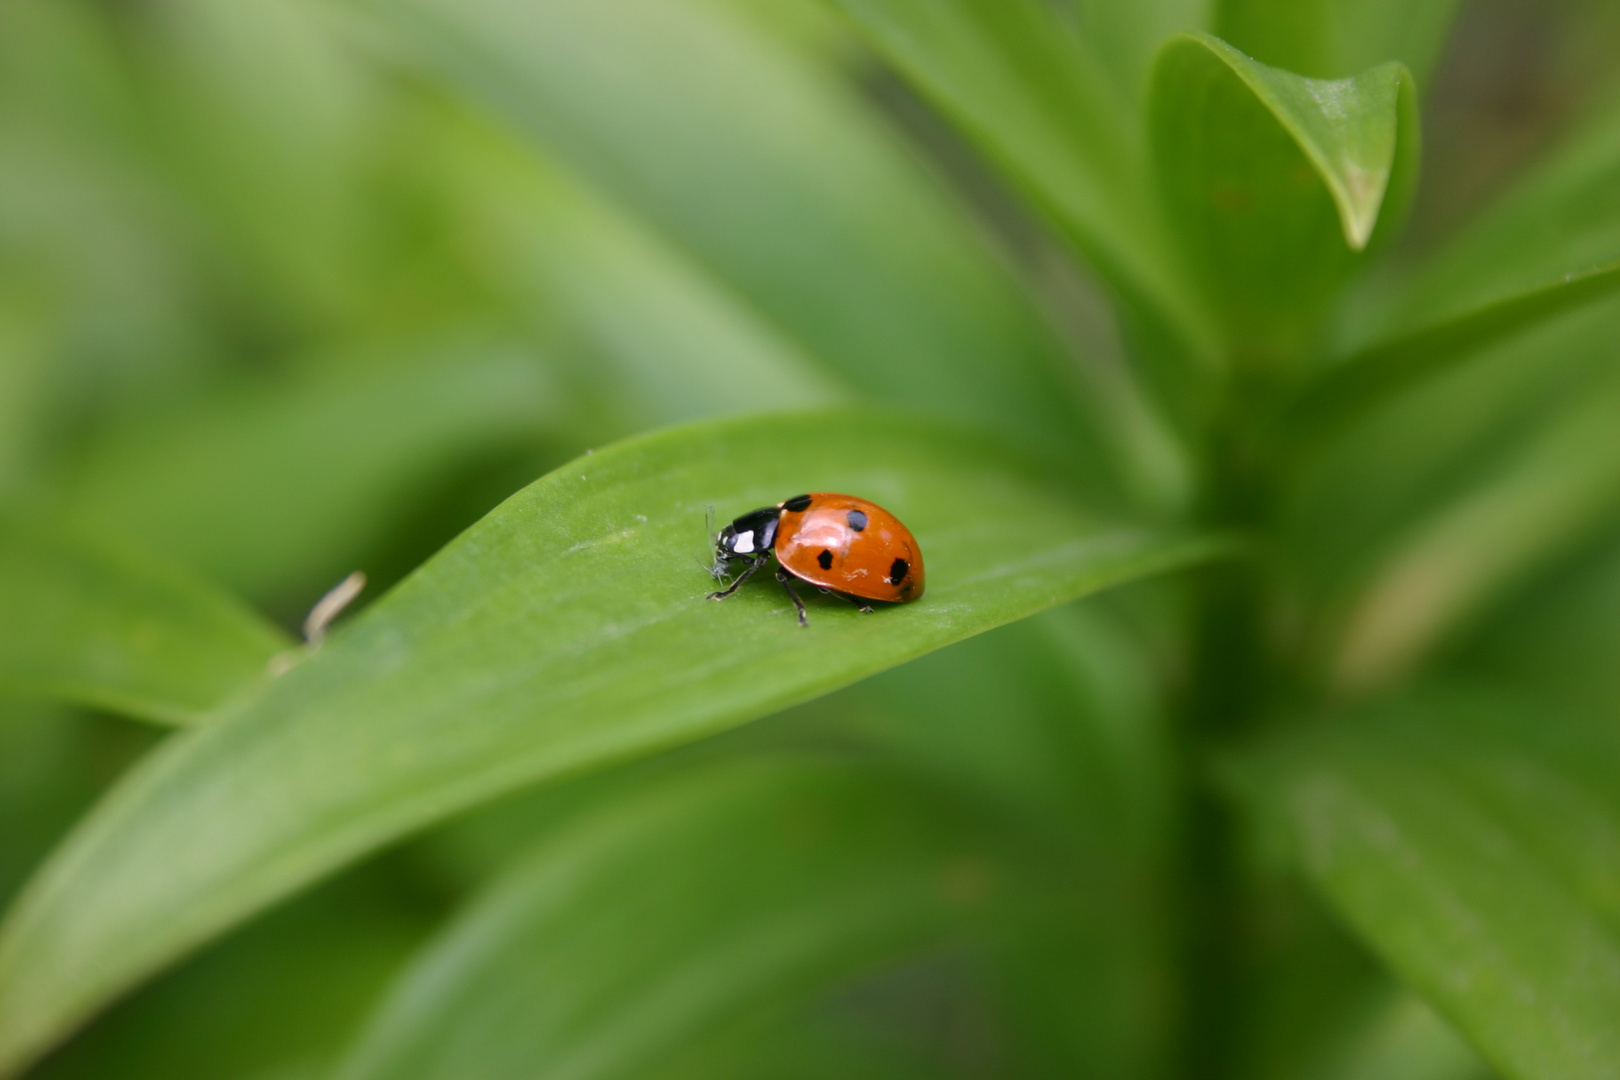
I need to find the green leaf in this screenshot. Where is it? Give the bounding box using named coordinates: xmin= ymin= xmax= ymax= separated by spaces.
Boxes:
xmin=64 ymin=343 xmax=564 ymax=603
xmin=424 ymin=105 xmax=847 ymax=430
xmin=0 ymin=518 xmax=288 ymax=725
xmin=398 ymin=602 xmax=1181 ymax=1078
xmin=801 ymin=605 xmax=1179 ymax=1077
xmin=825 ymin=0 xmax=1215 ymax=365
xmin=336 ymin=757 xmax=979 ymax=1080
xmin=1397 ymin=90 xmax=1620 ymax=330
xmin=850 ymin=602 xmax=1172 ymax=842
xmin=0 ymin=291 xmax=52 ymax=498
xmin=0 ymin=410 xmax=1224 ymax=1077
xmin=1322 ymin=374 xmax=1620 ymax=692
xmin=1307 ymin=991 xmax=1491 ymax=1080
xmin=1289 ymin=88 xmax=1620 ymax=469
xmin=640 ymin=1015 xmax=948 ymax=1080
xmin=0 ymin=704 xmax=154 ymax=909
xmin=1451 ymin=528 xmax=1620 ymax=718
xmin=1078 ymin=0 xmax=1211 ymax=103
xmin=1276 ymin=295 xmax=1620 ymax=649
xmin=1280 ymin=260 xmax=1620 ymax=445
xmin=1216 ymin=0 xmax=1462 ymax=86
xmin=130 ymin=0 xmax=381 ymax=323
xmin=366 ymin=0 xmax=1098 ymax=465
xmin=1149 ymin=34 xmax=1417 ymax=355
xmin=35 ymin=867 xmax=436 ymax=1080
xmin=1301 ymin=91 xmax=1620 ymax=448
xmin=1245 ymin=686 xmax=1620 ymax=1080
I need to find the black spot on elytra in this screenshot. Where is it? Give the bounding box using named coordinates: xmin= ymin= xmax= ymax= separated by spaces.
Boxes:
xmin=846 ymin=509 xmax=868 ymax=531
xmin=817 ymin=549 xmax=834 ymax=570
xmin=782 ymin=494 xmax=812 ymax=513
xmin=889 ymin=557 xmax=909 ymax=584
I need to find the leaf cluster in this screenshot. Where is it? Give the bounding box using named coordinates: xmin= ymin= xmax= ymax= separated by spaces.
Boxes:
xmin=3 ymin=2 xmax=1620 ymax=1079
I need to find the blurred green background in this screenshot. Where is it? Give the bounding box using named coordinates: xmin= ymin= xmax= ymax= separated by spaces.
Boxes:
xmin=2 ymin=0 xmax=1619 ymax=1078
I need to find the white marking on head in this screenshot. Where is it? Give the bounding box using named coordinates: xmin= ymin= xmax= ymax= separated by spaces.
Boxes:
xmin=732 ymin=531 xmax=755 ymax=554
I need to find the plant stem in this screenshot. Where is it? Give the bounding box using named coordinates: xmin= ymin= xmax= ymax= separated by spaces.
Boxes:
xmin=1174 ymin=373 xmax=1273 ymax=1080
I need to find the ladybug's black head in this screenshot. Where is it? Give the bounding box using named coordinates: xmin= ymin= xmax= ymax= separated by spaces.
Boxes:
xmin=711 ymin=505 xmax=780 ymax=578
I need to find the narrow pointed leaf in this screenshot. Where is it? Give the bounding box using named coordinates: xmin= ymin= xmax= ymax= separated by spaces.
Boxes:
xmin=337 ymin=758 xmax=979 ymax=1080
xmin=429 ymin=113 xmax=845 ymax=431
xmin=0 ymin=410 xmax=1223 ymax=1078
xmin=376 ymin=602 xmax=1179 ymax=1079
xmin=66 ymin=347 xmax=564 ymax=602
xmin=1274 ymin=83 xmax=1620 ymax=606
xmin=1326 ymin=375 xmax=1620 ymax=691
xmin=826 ymin=0 xmax=1214 ymax=362
xmin=1305 ymin=89 xmax=1620 ymax=437
xmin=1150 ymin=34 xmax=1416 ymax=352
xmin=1246 ymin=686 xmax=1620 ymax=1080
xmin=781 ymin=607 xmax=1180 ymax=1078
xmin=1399 ymin=90 xmax=1620 ymax=330
xmin=1277 ymin=283 xmax=1620 ymax=635
xmin=366 ymin=0 xmax=1096 ymax=462
xmin=1282 ymin=260 xmax=1620 ymax=444
xmin=0 ymin=518 xmax=288 ymax=725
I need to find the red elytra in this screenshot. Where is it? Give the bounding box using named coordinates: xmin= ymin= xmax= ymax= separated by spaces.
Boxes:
xmin=707 ymin=492 xmax=924 ymax=625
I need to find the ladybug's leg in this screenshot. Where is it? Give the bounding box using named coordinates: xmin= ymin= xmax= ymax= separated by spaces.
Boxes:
xmin=774 ymin=567 xmax=809 ymax=627
xmin=822 ymin=589 xmax=874 ymax=614
xmin=706 ymin=553 xmax=768 ymax=600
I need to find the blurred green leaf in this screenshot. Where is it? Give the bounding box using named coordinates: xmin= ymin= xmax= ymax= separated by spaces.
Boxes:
xmin=1322 ymin=373 xmax=1620 ymax=691
xmin=366 ymin=0 xmax=1100 ymax=468
xmin=1149 ymin=34 xmax=1416 ymax=356
xmin=0 ymin=290 xmax=52 ymax=498
xmin=131 ymin=0 xmax=380 ymax=326
xmin=1216 ymin=0 xmax=1462 ymax=85
xmin=1245 ymin=685 xmax=1620 ymax=1080
xmin=0 ymin=518 xmax=287 ymax=725
xmin=827 ymin=0 xmax=1212 ymax=363
xmin=337 ymin=757 xmax=979 ymax=1080
xmin=0 ymin=706 xmax=158 ymax=909
xmin=1296 ymin=990 xmax=1489 ymax=1080
xmin=32 ymin=868 xmax=437 ymax=1080
xmin=1079 ymin=0 xmax=1212 ymax=103
xmin=815 ymin=606 xmax=1178 ymax=1078
xmin=401 ymin=601 xmax=1181 ymax=1079
xmin=1398 ymin=89 xmax=1620 ymax=330
xmin=633 ymin=1011 xmax=949 ymax=1080
xmin=0 ymin=2 xmax=216 ymax=412
xmin=1450 ymin=526 xmax=1620 ymax=718
xmin=64 ymin=342 xmax=563 ymax=603
xmin=1300 ymin=86 xmax=1620 ymax=453
xmin=425 ymin=106 xmax=847 ymax=429
xmin=851 ymin=602 xmax=1172 ymax=844
xmin=1277 ymin=291 xmax=1620 ymax=649
xmin=1282 ymin=259 xmax=1620 ymax=444
xmin=0 ymin=410 xmax=1223 ymax=1077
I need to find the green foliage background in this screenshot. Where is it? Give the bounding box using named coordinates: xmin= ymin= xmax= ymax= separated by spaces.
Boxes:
xmin=2 ymin=1 xmax=1620 ymax=1078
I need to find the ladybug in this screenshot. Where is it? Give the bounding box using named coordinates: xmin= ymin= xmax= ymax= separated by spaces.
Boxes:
xmin=707 ymin=493 xmax=925 ymax=626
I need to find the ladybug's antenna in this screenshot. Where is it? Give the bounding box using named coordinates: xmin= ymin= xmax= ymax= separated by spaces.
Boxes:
xmin=701 ymin=504 xmax=730 ymax=580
